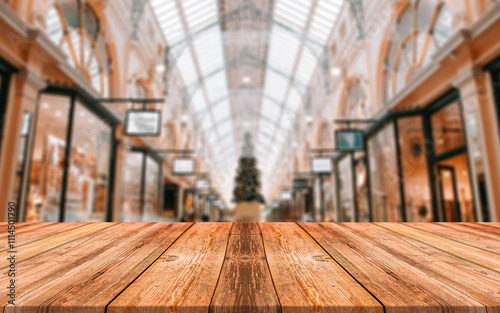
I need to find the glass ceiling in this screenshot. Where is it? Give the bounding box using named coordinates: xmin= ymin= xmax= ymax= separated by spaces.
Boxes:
xmin=150 ymin=0 xmax=344 ymax=201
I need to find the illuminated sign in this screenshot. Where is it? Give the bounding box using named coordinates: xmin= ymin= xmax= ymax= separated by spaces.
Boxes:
xmin=335 ymin=129 xmax=365 ymax=151
xmin=172 ymin=158 xmax=195 ymax=175
xmin=311 ymin=157 xmax=333 ymax=174
xmin=125 ymin=110 xmax=162 ymax=136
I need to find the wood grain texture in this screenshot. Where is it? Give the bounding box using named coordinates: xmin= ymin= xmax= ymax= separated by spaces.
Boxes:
xmin=4 ymin=223 xmax=192 ymax=313
xmin=230 ymin=222 xmax=261 ymax=235
xmin=341 ymin=223 xmax=500 ymax=313
xmin=0 ymin=223 xmax=114 ymax=268
xmin=0 ymin=223 xmax=154 ymax=306
xmin=0 ymin=222 xmax=498 ymax=312
xmin=436 ymin=223 xmax=500 ymax=239
xmin=210 ymin=223 xmax=280 ymax=313
xmin=377 ymin=223 xmax=500 ymax=272
xmin=107 ymin=223 xmax=232 ymax=313
xmin=300 ymin=222 xmax=486 ymax=313
xmin=260 ymin=222 xmax=383 ymax=313
xmin=0 ymin=223 xmax=89 ymax=251
xmin=406 ymin=223 xmax=500 ymax=254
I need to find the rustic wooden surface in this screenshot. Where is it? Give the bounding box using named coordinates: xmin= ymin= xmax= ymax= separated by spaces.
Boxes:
xmin=1 ymin=222 xmax=499 ymax=313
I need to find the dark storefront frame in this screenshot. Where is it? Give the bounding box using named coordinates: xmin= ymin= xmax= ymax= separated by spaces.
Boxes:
xmin=26 ymin=86 xmax=120 ymax=222
xmin=0 ymin=57 xmax=16 ymax=160
xmin=333 ymin=88 xmax=477 ymax=222
xmin=485 ymin=55 xmax=500 ymax=143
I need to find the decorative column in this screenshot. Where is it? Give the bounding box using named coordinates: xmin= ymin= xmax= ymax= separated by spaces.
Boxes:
xmin=453 ymin=67 xmax=500 ymax=222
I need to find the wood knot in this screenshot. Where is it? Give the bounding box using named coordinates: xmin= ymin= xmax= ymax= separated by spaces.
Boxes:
xmin=231 ymin=255 xmax=259 ymax=261
xmin=160 ymin=255 xmax=179 ymax=262
xmin=312 ymin=255 xmax=333 ymax=262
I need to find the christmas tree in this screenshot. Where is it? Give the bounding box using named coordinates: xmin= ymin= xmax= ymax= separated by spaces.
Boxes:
xmin=232 ymin=132 xmax=265 ymax=204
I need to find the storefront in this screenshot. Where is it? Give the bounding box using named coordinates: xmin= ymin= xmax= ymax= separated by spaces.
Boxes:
xmin=25 ymin=87 xmax=119 ymax=222
xmin=163 ymin=182 xmax=179 ymax=221
xmin=121 ymin=148 xmax=163 ymax=222
xmin=362 ymin=89 xmax=478 ymax=222
xmin=333 ymin=151 xmax=370 ymax=222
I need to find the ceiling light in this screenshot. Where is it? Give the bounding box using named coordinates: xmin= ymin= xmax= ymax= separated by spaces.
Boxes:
xmin=306 ymin=115 xmax=313 ymax=125
xmin=242 ymin=76 xmax=251 ymax=84
xmin=330 ymin=67 xmax=342 ymax=77
xmin=42 ymin=103 xmax=50 ymax=109
xmin=55 ymin=111 xmax=62 ymax=117
xmin=155 ymin=64 xmax=166 ymax=73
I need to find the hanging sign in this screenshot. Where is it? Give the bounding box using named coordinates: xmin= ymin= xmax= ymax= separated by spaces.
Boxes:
xmin=280 ymin=190 xmax=292 ymax=200
xmin=293 ymin=178 xmax=309 ymax=190
xmin=195 ymin=178 xmax=210 ymax=191
xmin=335 ymin=129 xmax=365 ymax=151
xmin=172 ymin=158 xmax=195 ymax=175
xmin=311 ymin=157 xmax=333 ymax=174
xmin=125 ymin=110 xmax=162 ymax=136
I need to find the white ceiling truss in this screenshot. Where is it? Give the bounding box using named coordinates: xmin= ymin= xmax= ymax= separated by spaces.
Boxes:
xmin=149 ymin=0 xmax=345 ymax=200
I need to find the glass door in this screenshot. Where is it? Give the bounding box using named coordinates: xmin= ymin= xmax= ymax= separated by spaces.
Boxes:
xmin=427 ymin=95 xmax=476 ymax=222
xmin=27 ymin=92 xmax=114 ymax=222
xmin=434 ymin=154 xmax=475 ymax=222
xmin=27 ymin=94 xmax=71 ymax=222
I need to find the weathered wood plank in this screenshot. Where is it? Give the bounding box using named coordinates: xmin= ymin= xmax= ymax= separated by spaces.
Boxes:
xmin=4 ymin=223 xmax=192 ymax=313
xmin=406 ymin=223 xmax=500 ymax=254
xmin=438 ymin=223 xmax=500 ymax=239
xmin=341 ymin=223 xmax=500 ymax=312
xmin=230 ymin=222 xmax=261 ymax=235
xmin=377 ymin=223 xmax=500 ymax=272
xmin=0 ymin=223 xmax=115 ymax=268
xmin=107 ymin=222 xmax=232 ymax=313
xmin=260 ymin=222 xmax=383 ymax=313
xmin=0 ymin=223 xmax=154 ymax=306
xmin=210 ymin=223 xmax=280 ymax=313
xmin=0 ymin=223 xmax=89 ymax=251
xmin=300 ymin=222 xmax=486 ymax=313
xmin=0 ymin=222 xmax=50 ymax=235
xmin=477 ymin=223 xmax=500 ymax=230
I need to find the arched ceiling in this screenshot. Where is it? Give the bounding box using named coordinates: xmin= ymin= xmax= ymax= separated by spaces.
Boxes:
xmin=150 ymin=0 xmax=345 ymax=200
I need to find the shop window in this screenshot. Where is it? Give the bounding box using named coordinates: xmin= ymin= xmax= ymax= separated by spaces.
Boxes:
xmin=338 ymin=154 xmax=355 ymax=222
xmin=26 ymin=93 xmax=113 ymax=222
xmin=354 ymin=153 xmax=370 ymax=222
xmin=63 ymin=101 xmax=111 ymax=222
xmin=367 ymin=123 xmax=402 ymax=222
xmin=26 ymin=94 xmax=71 ymax=222
xmin=121 ymin=149 xmax=162 ymax=222
xmin=45 ymin=1 xmax=109 ymax=96
xmin=431 ymin=101 xmax=466 ymax=155
xmin=427 ymin=96 xmax=475 ymax=222
xmin=397 ymin=116 xmax=432 ymax=221
xmin=384 ymin=0 xmax=452 ymax=101
xmin=122 ymin=151 xmax=142 ymax=222
xmin=144 ymin=155 xmax=160 ymax=219
xmin=12 ymin=112 xmax=32 ymax=208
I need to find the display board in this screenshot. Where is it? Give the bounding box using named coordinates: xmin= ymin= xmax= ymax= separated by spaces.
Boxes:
xmin=195 ymin=178 xmax=210 ymax=190
xmin=311 ymin=157 xmax=333 ymax=174
xmin=280 ymin=190 xmax=292 ymax=200
xmin=172 ymin=158 xmax=195 ymax=175
xmin=335 ymin=129 xmax=365 ymax=151
xmin=293 ymin=178 xmax=309 ymax=190
xmin=125 ymin=110 xmax=161 ymax=136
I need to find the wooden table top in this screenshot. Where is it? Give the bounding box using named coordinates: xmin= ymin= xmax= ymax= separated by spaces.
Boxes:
xmin=1 ymin=222 xmax=500 ymax=313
